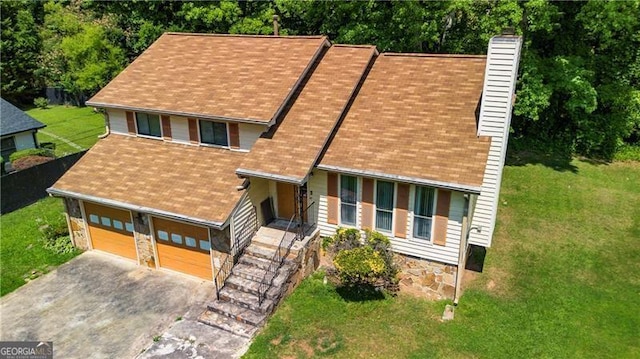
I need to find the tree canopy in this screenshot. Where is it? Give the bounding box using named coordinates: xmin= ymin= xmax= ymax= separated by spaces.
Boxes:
xmin=1 ymin=0 xmax=638 ymax=159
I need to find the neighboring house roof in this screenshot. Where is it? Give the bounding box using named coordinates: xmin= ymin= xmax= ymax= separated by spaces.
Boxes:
xmin=48 ymin=136 xmax=245 ymax=227
xmin=86 ymin=33 xmax=328 ymax=124
xmin=237 ymin=45 xmax=377 ymax=184
xmin=1 ymin=98 xmax=46 ymax=137
xmin=318 ymin=53 xmax=491 ymax=192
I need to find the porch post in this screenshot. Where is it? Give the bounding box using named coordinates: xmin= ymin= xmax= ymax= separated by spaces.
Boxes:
xmin=296 ymin=185 xmax=304 ymax=238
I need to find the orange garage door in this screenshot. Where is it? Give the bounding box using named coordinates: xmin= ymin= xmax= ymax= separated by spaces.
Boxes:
xmin=84 ymin=202 xmax=137 ymax=260
xmin=152 ymin=217 xmax=212 ymax=280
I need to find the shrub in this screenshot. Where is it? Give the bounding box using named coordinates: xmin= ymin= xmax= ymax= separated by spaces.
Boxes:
xmin=9 ymin=148 xmax=54 ymax=162
xmin=40 ymin=217 xmax=75 ymax=254
xmin=34 ymin=97 xmax=49 ymax=109
xmin=326 ymin=228 xmax=399 ymax=292
xmin=614 ymin=144 xmax=640 ymax=162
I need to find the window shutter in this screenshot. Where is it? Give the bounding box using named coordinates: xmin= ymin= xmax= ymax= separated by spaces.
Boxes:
xmin=188 ymin=118 xmax=199 ymax=144
xmin=161 ymin=115 xmax=172 ymax=140
xmin=433 ymin=190 xmax=451 ymax=246
xmin=228 ymin=123 xmax=240 ymax=148
xmin=394 ymin=183 xmax=409 ymax=238
xmin=327 ymin=172 xmax=338 ymax=225
xmin=361 ymin=178 xmax=374 ymax=229
xmin=126 ymin=111 xmax=136 ymax=134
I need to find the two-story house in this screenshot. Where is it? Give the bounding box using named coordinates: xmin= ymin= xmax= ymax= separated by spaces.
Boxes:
xmin=49 ymin=32 xmax=521 ymax=334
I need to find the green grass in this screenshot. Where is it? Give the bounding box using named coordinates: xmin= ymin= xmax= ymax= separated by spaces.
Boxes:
xmin=26 ymin=105 xmax=104 ymax=157
xmin=245 ymin=159 xmax=640 ymax=358
xmin=0 ymin=197 xmax=80 ymax=296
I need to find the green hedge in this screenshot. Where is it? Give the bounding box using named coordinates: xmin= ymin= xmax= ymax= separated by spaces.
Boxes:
xmin=9 ymin=148 xmax=55 ymax=162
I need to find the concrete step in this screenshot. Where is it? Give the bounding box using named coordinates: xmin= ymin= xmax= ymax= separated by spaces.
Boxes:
xmin=244 ymin=243 xmax=299 ymax=262
xmin=219 ymin=286 xmax=275 ymax=314
xmin=232 ymin=262 xmax=297 ymax=283
xmin=226 ymin=271 xmax=291 ymax=298
xmin=198 ymin=309 xmax=259 ymax=338
xmin=238 ymin=254 xmax=274 ymax=270
xmin=207 ymin=300 xmax=267 ymax=327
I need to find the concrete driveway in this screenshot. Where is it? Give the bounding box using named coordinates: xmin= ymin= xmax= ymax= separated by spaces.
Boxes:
xmin=0 ymin=251 xmax=249 ymax=358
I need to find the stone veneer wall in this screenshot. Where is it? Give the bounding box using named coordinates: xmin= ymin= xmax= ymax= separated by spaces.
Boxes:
xmin=210 ymin=227 xmax=232 ymax=284
xmin=64 ymin=198 xmax=89 ymax=250
xmin=132 ymin=212 xmax=154 ymax=267
xmin=283 ymin=231 xmax=322 ymax=297
xmin=395 ymin=253 xmax=457 ymax=300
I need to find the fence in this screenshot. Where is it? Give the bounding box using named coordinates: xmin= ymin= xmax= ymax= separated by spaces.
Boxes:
xmin=1 ymin=151 xmax=86 ymax=214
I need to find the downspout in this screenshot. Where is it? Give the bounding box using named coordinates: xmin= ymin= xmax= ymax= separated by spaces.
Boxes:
xmin=97 ymin=108 xmax=110 ymax=139
xmin=453 ymin=194 xmax=473 ymax=305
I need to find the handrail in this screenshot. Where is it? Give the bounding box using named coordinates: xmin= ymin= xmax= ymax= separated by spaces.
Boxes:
xmin=257 ymin=201 xmax=315 ymax=306
xmin=214 ymin=205 xmax=258 ymax=299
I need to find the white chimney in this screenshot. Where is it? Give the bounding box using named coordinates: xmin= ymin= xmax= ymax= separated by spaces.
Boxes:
xmin=468 ymin=35 xmax=523 ymax=248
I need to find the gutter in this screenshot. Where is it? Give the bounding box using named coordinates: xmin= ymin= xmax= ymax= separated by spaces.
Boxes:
xmin=83 ymin=102 xmax=272 ymax=126
xmin=47 ymin=188 xmax=225 ymax=229
xmin=316 ymin=164 xmax=482 ymax=194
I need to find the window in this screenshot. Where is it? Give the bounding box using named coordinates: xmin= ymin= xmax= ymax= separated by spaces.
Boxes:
xmin=113 ymin=220 xmax=124 ymax=230
xmin=199 ymin=240 xmax=211 ymax=251
xmin=185 ymin=236 xmax=197 ymax=248
xmin=157 ymin=230 xmax=169 ymax=241
xmin=171 ymin=233 xmax=183 ymax=244
xmin=199 ymin=120 xmax=228 ymax=146
xmin=340 ymin=175 xmax=357 ymax=225
xmin=1 ymin=137 xmax=16 ymax=158
xmin=136 ymin=112 xmax=161 ymax=137
xmin=125 ymin=222 xmax=134 ymax=233
xmin=89 ymin=214 xmax=100 ymax=224
xmin=100 ymin=216 xmax=112 ymax=227
xmin=413 ymin=186 xmax=435 ymax=240
xmin=376 ymin=181 xmax=394 ymax=232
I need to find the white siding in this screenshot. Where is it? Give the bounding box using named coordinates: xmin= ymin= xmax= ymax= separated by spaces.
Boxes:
xmin=247 ymin=177 xmax=270 ymax=225
xmin=239 ymin=123 xmax=267 ymax=151
xmin=470 ymin=36 xmax=522 ymax=248
xmin=170 ymin=116 xmax=190 ymax=143
xmin=231 ymin=193 xmax=254 ymax=252
xmin=14 ymin=131 xmax=36 ymax=151
xmin=311 ymin=169 xmax=464 ymax=265
xmin=108 ymin=109 xmax=128 ymax=134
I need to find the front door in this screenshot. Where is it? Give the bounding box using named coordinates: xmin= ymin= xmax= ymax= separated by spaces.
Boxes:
xmin=277 ymin=182 xmax=296 ymax=220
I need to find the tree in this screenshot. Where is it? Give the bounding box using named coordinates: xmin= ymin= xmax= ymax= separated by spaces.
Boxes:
xmin=1 ymin=1 xmax=42 ymax=104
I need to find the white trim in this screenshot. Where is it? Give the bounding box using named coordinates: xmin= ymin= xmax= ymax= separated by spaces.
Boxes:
xmin=198 ymin=119 xmax=231 ymax=149
xmin=134 ymin=111 xmax=164 ymax=139
xmin=338 ymin=173 xmax=358 ymax=228
xmin=409 ymin=185 xmax=437 ymax=244
xmin=373 ymin=179 xmax=395 ymax=235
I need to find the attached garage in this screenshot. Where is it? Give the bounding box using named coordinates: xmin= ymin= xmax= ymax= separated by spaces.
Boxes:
xmin=84 ymin=202 xmax=137 ymax=260
xmin=152 ymin=217 xmax=212 ymax=280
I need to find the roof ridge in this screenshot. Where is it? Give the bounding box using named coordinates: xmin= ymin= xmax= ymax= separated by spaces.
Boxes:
xmin=382 ymin=53 xmax=486 ymax=59
xmin=164 ymin=32 xmax=327 ymax=40
xmin=332 ymin=43 xmax=377 ymax=49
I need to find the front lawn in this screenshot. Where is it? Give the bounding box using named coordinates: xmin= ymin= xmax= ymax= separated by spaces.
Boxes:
xmin=0 ymin=197 xmax=80 ymax=296
xmin=245 ymin=158 xmax=640 ymax=358
xmin=26 ymin=105 xmax=104 ymax=157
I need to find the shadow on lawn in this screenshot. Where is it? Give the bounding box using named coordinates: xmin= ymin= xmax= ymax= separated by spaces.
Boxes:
xmin=336 ymin=284 xmax=386 ymax=302
xmin=505 ymin=137 xmax=579 ymax=173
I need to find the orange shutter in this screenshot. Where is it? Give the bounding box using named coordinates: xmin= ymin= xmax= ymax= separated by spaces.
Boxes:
xmin=433 ymin=190 xmax=451 ymax=246
xmin=188 ymin=118 xmax=199 ymax=144
xmin=126 ymin=111 xmax=136 ymax=134
xmin=394 ymin=183 xmax=409 ymax=238
xmin=327 ymin=172 xmax=338 ymax=225
xmin=361 ymin=178 xmax=374 ymax=229
xmin=161 ymin=115 xmax=172 ymax=140
xmin=228 ymin=123 xmax=240 ymax=148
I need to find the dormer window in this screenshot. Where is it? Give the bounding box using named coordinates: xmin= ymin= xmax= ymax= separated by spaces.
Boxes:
xmin=136 ymin=113 xmax=161 ymax=137
xmin=199 ymin=120 xmax=228 ymax=147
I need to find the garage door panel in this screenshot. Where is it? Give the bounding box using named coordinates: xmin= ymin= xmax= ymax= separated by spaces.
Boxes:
xmin=153 ymin=217 xmax=212 ymax=281
xmin=156 ymin=243 xmax=212 ymax=280
xmin=84 ymin=202 xmax=137 ymax=261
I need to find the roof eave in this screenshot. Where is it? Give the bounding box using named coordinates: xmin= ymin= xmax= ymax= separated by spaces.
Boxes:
xmin=236 ymin=168 xmax=304 ymax=186
xmin=315 ymin=164 xmax=482 ymax=194
xmin=84 ymin=102 xmax=271 ymax=126
xmin=47 ymin=187 xmax=226 ymax=229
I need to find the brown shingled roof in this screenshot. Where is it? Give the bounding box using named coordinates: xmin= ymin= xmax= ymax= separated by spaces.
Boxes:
xmin=237 ymin=45 xmax=376 ymax=184
xmin=49 ymin=135 xmax=245 ymax=226
xmin=319 ymin=53 xmax=491 ymax=190
xmin=87 ymin=33 xmax=327 ymax=123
